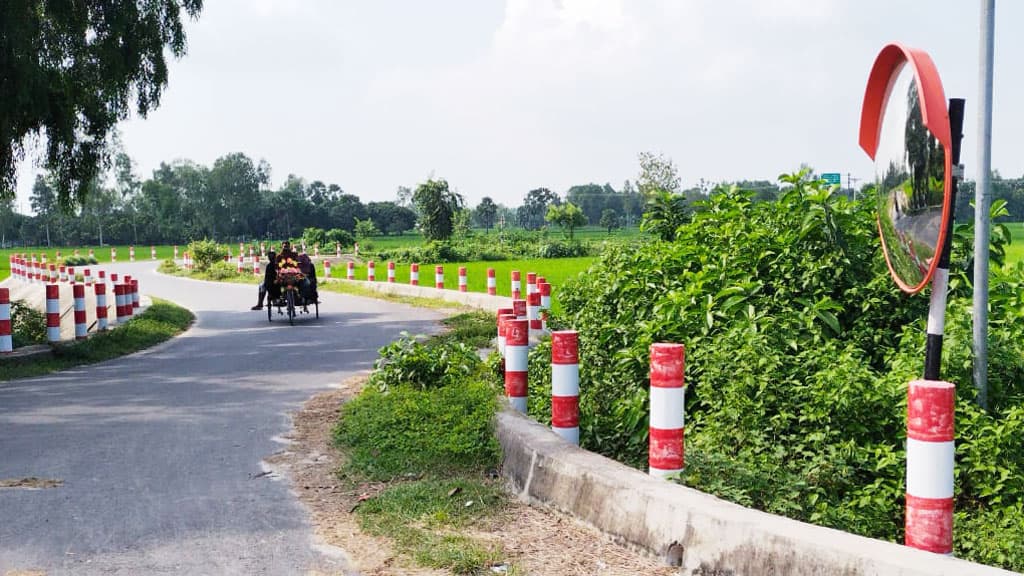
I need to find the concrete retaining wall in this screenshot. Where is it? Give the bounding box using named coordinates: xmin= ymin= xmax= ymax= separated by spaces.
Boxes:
xmin=496 ymin=408 xmax=1017 ymax=575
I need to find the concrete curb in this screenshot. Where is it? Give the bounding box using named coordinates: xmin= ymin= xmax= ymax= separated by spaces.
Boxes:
xmin=326 ymin=278 xmax=513 ymax=312
xmin=495 ymin=408 xmax=1018 ymax=576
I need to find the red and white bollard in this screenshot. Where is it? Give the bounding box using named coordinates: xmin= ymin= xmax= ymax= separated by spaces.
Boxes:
xmin=513 ymin=299 xmax=527 ymax=322
xmin=249 ymin=246 xmax=255 ymax=258
xmin=387 ymin=261 xmax=396 ymax=283
xmin=0 ymin=288 xmax=12 ymax=353
xmin=435 ymin=266 xmax=444 ymax=289
xmin=528 ymin=291 xmax=542 ymax=333
xmin=98 ymin=270 xmax=106 ymax=287
xmin=905 ymin=379 xmax=955 ymax=554
xmin=323 ymin=260 xmax=331 ymax=279
xmin=410 ymin=263 xmax=420 ymax=285
xmin=129 ymin=245 xmax=136 ymax=262
xmin=551 ymin=331 xmax=580 ymax=444
xmin=110 ymin=273 xmax=119 ymax=287
xmin=174 ymin=245 xmax=179 ymax=260
xmin=46 ymin=284 xmax=61 ymax=343
xmin=496 ymin=307 xmax=514 ymax=356
xmin=114 ymin=284 xmax=128 ymax=324
xmin=237 ymin=255 xmax=244 ymax=274
xmin=511 ymin=270 xmax=521 ymax=300
xmin=486 ymin=268 xmax=496 ymax=295
xmin=111 ymin=247 xmax=117 ymax=262
xmin=540 ymin=283 xmax=552 ymax=331
xmin=504 ymin=318 xmax=529 ymax=413
xmin=367 ymin=260 xmax=376 ymax=282
xmin=458 ymin=267 xmax=467 ymax=292
xmin=253 ymin=256 xmax=260 ymax=276
xmin=123 ymin=277 xmax=133 ymax=317
xmin=131 ymin=279 xmax=140 ymax=309
xmin=151 ymin=246 xmax=156 ymax=260
xmin=48 ymin=264 xmax=57 ymax=284
xmin=59 ymin=265 xmax=67 ymax=283
xmin=347 ymin=262 xmax=355 ymax=281
xmin=527 ymin=272 xmax=538 ymax=297
xmin=649 ymin=343 xmax=686 ymax=478
xmin=95 ymin=282 xmax=108 ymax=331
xmin=84 ymin=268 xmax=92 ymax=285
xmin=73 ymin=284 xmax=87 ymax=340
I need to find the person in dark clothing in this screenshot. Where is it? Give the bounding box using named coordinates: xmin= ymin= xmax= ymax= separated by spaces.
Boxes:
xmin=297 ymin=253 xmax=318 ymax=303
xmin=251 ymin=250 xmax=280 ymax=310
xmin=276 ymin=241 xmax=299 ymax=267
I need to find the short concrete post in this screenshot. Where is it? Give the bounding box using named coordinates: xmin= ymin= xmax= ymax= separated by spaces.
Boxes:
xmin=111 ymin=247 xmax=117 ymax=262
xmin=435 ymin=266 xmax=444 ymax=289
xmin=174 ymin=245 xmax=179 ymax=260
xmin=410 ymin=263 xmax=420 ymax=285
xmin=115 ymin=284 xmax=128 ymax=324
xmin=0 ymin=288 xmax=12 ymax=353
xmin=540 ymin=283 xmax=552 ymax=331
xmin=237 ymin=255 xmax=244 ymax=274
xmin=905 ymin=379 xmax=955 ymax=555
xmin=527 ymin=272 xmax=538 ymax=297
xmin=513 ymin=299 xmax=527 ymax=322
xmin=131 ymin=279 xmax=140 ymax=309
xmin=551 ymin=330 xmax=580 ymax=444
xmin=496 ymin=307 xmax=514 ymax=355
xmin=46 ymin=284 xmax=61 ymax=343
xmin=347 ymin=262 xmax=355 ymax=281
xmin=323 ymin=260 xmax=331 ymax=279
xmin=649 ymin=343 xmax=685 ymax=478
xmin=73 ymin=284 xmax=87 ymax=340
xmin=387 ymin=261 xmax=395 ymax=283
xmin=151 ymin=246 xmax=156 ymax=260
xmin=504 ymin=318 xmax=529 ymax=413
xmin=59 ymin=266 xmax=67 ymax=283
xmin=367 ymin=260 xmax=376 ymax=282
xmin=511 ymin=270 xmax=521 ymax=300
xmin=458 ymin=267 xmax=467 ymax=292
xmin=84 ymin=268 xmax=92 ymax=285
xmin=48 ymin=264 xmax=57 ymax=284
xmin=253 ymin=256 xmax=260 ymax=276
xmin=335 ymin=243 xmax=341 ymax=258
xmin=95 ymin=282 xmax=108 ymax=331
xmin=67 ymin=267 xmax=75 ymax=284
xmin=487 ymin=268 xmax=496 ymax=295
xmin=528 ymin=291 xmax=542 ymax=334
xmin=129 ymin=245 xmax=135 ymax=262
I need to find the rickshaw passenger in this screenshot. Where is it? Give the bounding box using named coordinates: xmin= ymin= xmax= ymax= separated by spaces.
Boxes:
xmin=297 ymin=253 xmax=318 ymax=302
xmin=251 ymin=250 xmax=280 ymax=310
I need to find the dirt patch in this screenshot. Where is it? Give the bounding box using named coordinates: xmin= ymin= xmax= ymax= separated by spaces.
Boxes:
xmin=271 ymin=374 xmax=678 ymax=576
xmin=0 ymin=478 xmax=63 ymax=489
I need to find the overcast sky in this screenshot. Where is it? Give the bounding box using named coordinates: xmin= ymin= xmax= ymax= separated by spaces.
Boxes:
xmin=13 ymin=0 xmax=1024 ymax=211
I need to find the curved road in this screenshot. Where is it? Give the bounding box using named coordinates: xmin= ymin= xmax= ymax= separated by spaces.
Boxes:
xmin=0 ymin=262 xmax=445 ymax=575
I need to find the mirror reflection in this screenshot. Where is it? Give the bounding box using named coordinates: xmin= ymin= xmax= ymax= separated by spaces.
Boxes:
xmin=875 ymin=63 xmax=948 ymax=290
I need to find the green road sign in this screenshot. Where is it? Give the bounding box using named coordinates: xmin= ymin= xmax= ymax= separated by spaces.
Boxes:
xmin=822 ymin=173 xmax=842 ymax=185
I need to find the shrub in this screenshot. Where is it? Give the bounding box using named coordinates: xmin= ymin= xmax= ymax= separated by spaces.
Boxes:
xmin=536 ymin=240 xmax=591 ymax=259
xmin=368 ymin=333 xmax=482 ymax=392
xmin=203 ymin=261 xmax=238 ymax=280
xmin=187 ymin=239 xmax=224 ymax=272
xmin=10 ymin=300 xmax=46 ymax=347
xmin=157 ymin=259 xmax=180 ymax=274
xmin=62 ymin=255 xmax=98 ymax=266
xmin=302 ymin=227 xmax=327 ymax=249
xmin=326 ymin=228 xmax=355 ymax=249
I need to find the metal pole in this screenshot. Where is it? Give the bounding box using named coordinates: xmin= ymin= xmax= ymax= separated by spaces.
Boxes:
xmin=973 ymin=0 xmax=994 ymax=409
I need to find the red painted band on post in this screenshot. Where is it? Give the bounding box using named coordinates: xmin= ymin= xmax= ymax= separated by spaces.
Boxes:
xmin=486 ymin=267 xmax=496 ymax=295
xmin=458 ymin=267 xmax=467 ymax=292
xmin=905 ymin=494 xmax=953 ymax=553
xmin=551 ymin=397 xmax=580 ymax=427
xmin=551 ymin=330 xmax=580 ymax=443
xmin=410 ymin=263 xmax=420 ymax=285
xmin=551 ymin=331 xmax=578 ymax=364
xmin=504 ymin=318 xmax=529 ymax=412
xmin=0 ymin=288 xmax=11 ymax=353
xmin=528 ymin=291 xmax=542 ymax=330
xmin=513 ymin=299 xmax=527 ymax=320
xmin=74 ymin=284 xmax=87 ymax=339
xmin=388 ymin=261 xmax=395 ymax=282
xmin=649 ymin=427 xmax=685 ymax=471
xmin=650 ymin=343 xmax=685 ymax=388
xmin=367 ymin=261 xmax=376 ymax=282
xmin=435 ymin=265 xmax=444 ymax=289
xmin=511 ymin=270 xmax=521 ymax=300
xmin=649 ymin=343 xmax=686 ymax=476
xmin=907 ymin=380 xmax=955 ymax=442
xmin=46 ymin=284 xmax=61 ymax=342
xmin=131 ymin=280 xmax=140 ymax=308
xmin=905 ymin=379 xmax=955 ymax=554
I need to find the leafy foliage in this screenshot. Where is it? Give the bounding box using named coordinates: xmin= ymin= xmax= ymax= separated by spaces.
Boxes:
xmin=10 ymin=299 xmax=46 ymax=347
xmin=186 ymin=238 xmax=223 ymax=271
xmin=550 ymin=170 xmax=1024 ymax=569
xmin=414 ymin=179 xmax=463 ymax=242
xmin=368 ymin=333 xmax=482 ymax=392
xmin=545 ymin=202 xmax=587 ymax=241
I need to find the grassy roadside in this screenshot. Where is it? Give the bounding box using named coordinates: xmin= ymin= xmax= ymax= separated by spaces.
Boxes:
xmin=0 ymin=297 xmax=195 ymax=381
xmin=332 ymin=312 xmax=517 ymax=574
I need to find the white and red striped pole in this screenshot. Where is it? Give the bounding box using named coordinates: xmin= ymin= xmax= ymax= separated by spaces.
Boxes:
xmin=649 ymin=343 xmax=686 ymax=478
xmin=513 ymin=299 xmax=527 ymax=323
xmin=540 ymin=283 xmax=552 ymax=331
xmin=7 ymin=255 xmax=14 ymax=280
xmin=73 ymin=284 xmax=87 ymax=340
xmin=115 ymin=284 xmax=128 ymax=324
xmin=253 ymin=256 xmax=260 ymax=276
xmin=131 ymin=279 xmax=140 ymax=310
xmin=123 ymin=277 xmax=134 ymax=317
xmin=48 ymin=264 xmax=57 ymax=284
xmin=323 ymin=260 xmax=331 ymax=279
xmin=435 ymin=266 xmax=444 ymax=289
xmin=410 ymin=263 xmax=420 ymax=285
xmin=237 ymin=255 xmax=244 ymax=274
xmin=905 ymin=379 xmax=955 ymax=554
xmin=387 ymin=261 xmax=396 ymax=283
xmin=174 ymin=245 xmax=179 ymax=260
xmin=486 ymin=268 xmax=496 ymax=295
xmin=129 ymin=245 xmax=135 ymax=262
xmin=68 ymin=267 xmax=76 ymax=284
xmin=151 ymin=246 xmax=156 ymax=260
xmin=458 ymin=267 xmax=467 ymax=292
xmin=84 ymin=268 xmax=93 ymax=285
xmin=527 ymin=272 xmax=538 ymax=297
xmin=551 ymin=331 xmax=580 ymax=444
xmin=496 ymin=307 xmax=514 ymax=356
xmin=59 ymin=265 xmax=67 ymax=283
xmin=511 ymin=270 xmax=521 ymax=300
xmin=367 ymin=260 xmax=376 ymax=282
xmin=504 ymin=318 xmax=529 ymax=413
xmin=111 ymin=247 xmax=117 ymax=262
xmin=98 ymin=270 xmax=106 ymax=288
xmin=347 ymin=262 xmax=355 ymax=281
xmin=95 ymin=282 xmax=108 ymax=331
xmin=0 ymin=288 xmax=12 ymax=353
xmin=46 ymin=284 xmax=61 ymax=343
xmin=528 ymin=291 xmax=542 ymax=334
xmin=110 ymin=273 xmax=119 ymax=287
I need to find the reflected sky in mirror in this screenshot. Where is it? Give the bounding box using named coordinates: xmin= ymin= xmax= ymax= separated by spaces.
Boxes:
xmin=875 ymin=63 xmax=947 ymax=290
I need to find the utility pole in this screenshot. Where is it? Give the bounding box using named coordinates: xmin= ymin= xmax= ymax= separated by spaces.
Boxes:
xmin=847 ymin=173 xmax=861 ymax=201
xmin=974 ymin=0 xmax=995 ymax=409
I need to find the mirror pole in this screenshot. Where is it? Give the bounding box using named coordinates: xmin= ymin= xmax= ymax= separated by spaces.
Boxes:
xmin=924 ymin=99 xmax=966 ymax=381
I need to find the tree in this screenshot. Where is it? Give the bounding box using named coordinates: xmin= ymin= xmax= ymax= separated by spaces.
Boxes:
xmin=354 ymin=217 xmax=380 ymax=239
xmin=518 ymin=188 xmax=559 ymax=230
xmin=637 ymin=152 xmax=681 ymax=198
xmin=413 ymin=179 xmax=463 ymax=241
xmin=1 ymin=0 xmax=204 ymax=208
xmin=641 ymin=191 xmax=690 ymax=241
xmin=366 ymin=201 xmax=416 ymax=236
xmin=545 ymin=202 xmax=587 ymax=241
xmin=452 ymin=209 xmax=472 ymax=244
xmin=599 ymin=208 xmax=621 ymax=234
xmin=474 ymin=197 xmax=498 ymax=230
xmin=29 ymin=175 xmax=58 ymax=246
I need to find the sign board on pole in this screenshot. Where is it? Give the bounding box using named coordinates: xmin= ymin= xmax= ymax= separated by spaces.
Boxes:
xmin=821 ymin=173 xmax=842 ymax=186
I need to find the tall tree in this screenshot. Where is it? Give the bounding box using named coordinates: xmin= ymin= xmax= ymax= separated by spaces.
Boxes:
xmin=518 ymin=188 xmax=559 ymax=230
xmin=546 ymin=202 xmax=587 ymax=241
xmin=474 ymin=196 xmax=498 ymax=230
xmin=1 ymin=0 xmax=204 ymax=208
xmin=29 ymin=174 xmax=57 ymax=246
xmin=413 ymin=179 xmax=463 ymax=241
xmin=637 ymin=152 xmax=681 ymax=198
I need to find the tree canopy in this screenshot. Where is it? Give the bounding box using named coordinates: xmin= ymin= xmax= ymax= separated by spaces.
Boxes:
xmin=0 ymin=0 xmax=204 ymax=208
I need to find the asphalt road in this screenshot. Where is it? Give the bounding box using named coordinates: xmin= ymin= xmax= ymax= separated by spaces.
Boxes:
xmin=0 ymin=263 xmax=446 ymax=575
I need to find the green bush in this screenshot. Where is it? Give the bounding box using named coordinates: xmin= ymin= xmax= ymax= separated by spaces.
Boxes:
xmin=204 ymin=261 xmax=238 ymax=280
xmin=187 ymin=239 xmax=224 ymax=271
xmin=326 ymin=228 xmax=355 ymax=248
xmin=11 ymin=300 xmax=46 ymax=347
xmin=368 ymin=333 xmax=482 ymax=392
xmin=302 ymin=227 xmax=327 ymax=249
xmin=536 ymin=240 xmax=592 ymax=258
xmin=334 ymin=380 xmax=499 ymax=479
xmin=551 ymin=170 xmax=1024 ymax=569
xmin=62 ymin=255 xmax=98 ymax=266
xmin=157 ymin=259 xmax=180 ymax=274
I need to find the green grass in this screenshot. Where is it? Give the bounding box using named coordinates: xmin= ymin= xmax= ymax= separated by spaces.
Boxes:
xmin=318 ymin=280 xmax=468 ymax=310
xmin=1003 ymin=222 xmax=1024 ymax=265
xmin=0 ymin=298 xmax=195 ymax=381
xmin=433 ymin=311 xmax=496 ymax=349
xmin=325 ymin=257 xmax=594 ymax=313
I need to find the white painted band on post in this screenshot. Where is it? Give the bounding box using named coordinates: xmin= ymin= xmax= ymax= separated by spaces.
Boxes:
xmin=509 ymin=397 xmax=528 ymax=412
xmin=650 ymin=386 xmax=685 ymax=430
xmin=0 ymin=335 xmax=10 ymax=352
xmin=46 ymin=299 xmax=60 ymax=314
xmin=551 ymin=364 xmax=579 ymax=396
xmin=551 ymin=427 xmax=579 ymax=445
xmin=504 ymin=346 xmax=529 ymax=372
xmin=497 ymin=335 xmax=506 ymax=356
xmin=906 ymin=438 xmax=955 ymax=499
xmin=47 ymin=327 xmax=60 ymax=341
xmin=648 ymin=466 xmax=683 ymax=479
xmin=926 ymin=268 xmax=949 ymax=335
